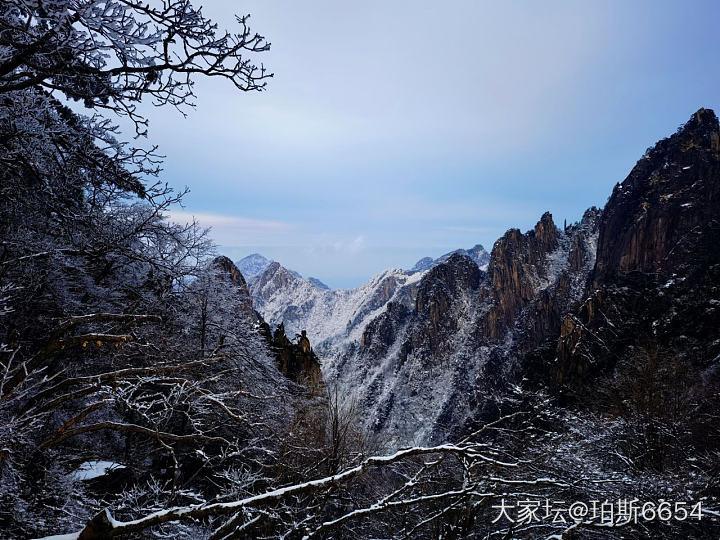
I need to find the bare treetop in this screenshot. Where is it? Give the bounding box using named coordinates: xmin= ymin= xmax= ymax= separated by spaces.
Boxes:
xmin=0 ymin=0 xmax=272 ymax=134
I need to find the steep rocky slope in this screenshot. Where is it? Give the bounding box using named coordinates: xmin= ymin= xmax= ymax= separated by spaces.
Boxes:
xmin=554 ymin=108 xmax=720 ymax=391
xmin=326 ymin=210 xmax=600 ymax=444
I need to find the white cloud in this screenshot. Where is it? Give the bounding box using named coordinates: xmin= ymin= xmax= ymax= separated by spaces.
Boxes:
xmin=303 ymin=234 xmax=367 ymax=256
xmin=168 ymin=210 xmax=295 ymax=247
xmin=340 ymin=235 xmax=366 ymax=254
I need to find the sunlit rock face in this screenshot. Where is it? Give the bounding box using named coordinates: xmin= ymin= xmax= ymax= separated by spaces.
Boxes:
xmin=479 ymin=211 xmax=561 ymax=341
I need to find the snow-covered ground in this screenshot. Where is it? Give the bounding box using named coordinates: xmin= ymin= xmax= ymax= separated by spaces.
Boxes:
xmin=71 ymin=460 xmax=126 ymax=481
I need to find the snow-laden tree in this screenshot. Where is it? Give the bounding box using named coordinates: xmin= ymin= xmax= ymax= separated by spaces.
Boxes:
xmin=0 ymin=0 xmax=271 ymax=134
xmin=38 ymin=389 xmax=716 ymax=539
xmin=0 ymin=1 xmax=287 ymax=536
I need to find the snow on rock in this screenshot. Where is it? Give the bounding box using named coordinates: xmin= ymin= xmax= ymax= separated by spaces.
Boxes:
xmin=331 ymin=214 xmax=599 ymax=446
xmin=408 ymin=244 xmax=490 ymax=274
xmin=235 ymin=253 xmax=273 ymax=280
xmin=248 ymin=217 xmax=600 ymax=448
xmin=307 ymin=276 xmax=330 ymax=290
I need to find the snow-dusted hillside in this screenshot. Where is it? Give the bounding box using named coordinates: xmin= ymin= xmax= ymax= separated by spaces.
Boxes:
xmin=250 ymin=262 xmax=426 ymax=355
xmin=246 ymin=222 xmax=599 ymax=447
xmin=248 ymin=244 xmax=490 ymax=355
xmin=326 ymin=212 xmax=601 ymax=446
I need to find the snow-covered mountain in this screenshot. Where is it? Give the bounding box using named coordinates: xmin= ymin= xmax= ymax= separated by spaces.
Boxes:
xmin=246 ymin=215 xmax=598 ymax=445
xmin=248 ymin=245 xmax=490 ymax=347
xmin=249 ymin=262 xmax=426 ymax=355
xmin=247 ymin=243 xmax=493 ymax=359
xmin=408 ymin=244 xmax=490 ymax=273
xmin=235 ymin=253 xmax=273 ymax=279
xmin=236 ymin=253 xmax=309 ymax=283
xmin=328 ymin=210 xmax=600 ymax=445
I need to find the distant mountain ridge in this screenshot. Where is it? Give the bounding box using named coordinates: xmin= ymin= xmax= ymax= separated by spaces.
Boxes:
xmin=408 ymin=244 xmax=490 ymax=274
xmin=236 ymin=253 xmax=329 ymax=290
xmin=248 ymin=261 xmax=424 ymax=356
xmin=242 ymin=244 xmax=491 ymax=358
xmin=235 ymin=253 xmax=273 ymax=279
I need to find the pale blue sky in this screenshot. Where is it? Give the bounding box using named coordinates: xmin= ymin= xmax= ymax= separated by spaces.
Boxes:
xmin=145 ymin=0 xmax=720 ymax=288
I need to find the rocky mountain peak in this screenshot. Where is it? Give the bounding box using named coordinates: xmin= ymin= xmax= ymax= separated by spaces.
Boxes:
xmin=481 ymin=212 xmax=562 ymax=339
xmin=254 ymin=261 xmax=298 ymax=298
xmin=593 ymin=109 xmax=720 ymax=287
xmin=678 ymin=107 xmax=719 ymax=142
xmin=409 ymin=256 xmax=434 ymax=273
xmin=235 ymin=252 xmax=273 ymax=280
xmin=554 ymin=109 xmax=720 ymax=390
xmin=267 ymin=323 xmax=324 ymax=392
xmin=213 ymin=255 xmax=250 ymax=287
xmin=209 ymin=255 xmax=260 ymax=324
xmin=466 ymin=243 xmax=488 ymax=257
xmin=409 ymin=244 xmax=490 ymax=274
xmin=533 ymin=211 xmax=559 ymax=253
xmin=413 ymin=253 xmax=482 ymax=352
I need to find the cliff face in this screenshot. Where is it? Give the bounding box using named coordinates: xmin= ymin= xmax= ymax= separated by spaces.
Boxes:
xmin=329 ymin=252 xmax=486 ymax=443
xmin=555 ymin=109 xmax=720 ymax=388
xmin=266 ymin=324 xmax=324 ymax=393
xmin=211 ymin=257 xmax=325 ymax=390
xmin=357 ymin=254 xmax=482 ymax=368
xmin=413 ymin=254 xmax=482 ymax=353
xmin=480 ymin=211 xmax=560 ymax=340
xmin=325 ymin=211 xmax=600 ymax=444
xmin=498 ymin=209 xmax=601 ymax=360
xmin=594 ymin=108 xmax=720 ymax=286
